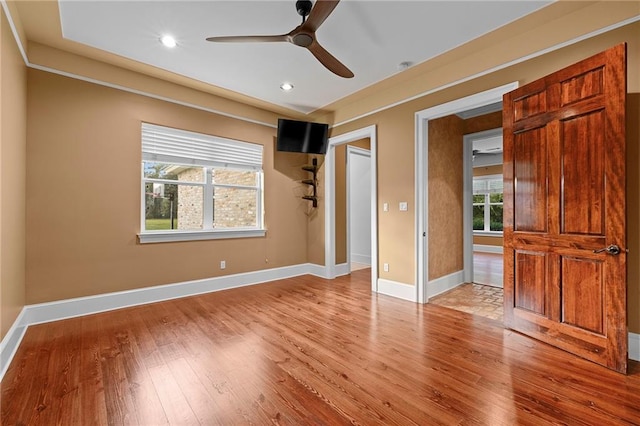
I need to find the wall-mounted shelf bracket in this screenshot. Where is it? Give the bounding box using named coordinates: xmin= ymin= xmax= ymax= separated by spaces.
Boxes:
xmin=302 ymin=158 xmax=318 ymax=207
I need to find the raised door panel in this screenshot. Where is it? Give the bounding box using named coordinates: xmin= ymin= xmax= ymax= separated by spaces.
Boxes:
xmin=513 ymin=88 xmax=547 ymax=123
xmin=561 ymin=256 xmax=605 ymax=335
xmin=561 ymin=111 xmax=606 ymax=236
xmin=514 ymin=127 xmax=548 ymax=233
xmin=559 ymin=67 xmax=604 ymax=107
xmin=514 ymin=251 xmax=547 ymax=316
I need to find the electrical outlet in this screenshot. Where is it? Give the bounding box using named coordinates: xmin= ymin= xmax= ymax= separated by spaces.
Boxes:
xmin=220 ymin=260 xmax=226 ymax=269
xmin=399 ymin=202 xmax=408 ymax=211
xmin=383 ymin=263 xmax=389 ymax=272
xmin=383 ymin=203 xmax=389 ymax=212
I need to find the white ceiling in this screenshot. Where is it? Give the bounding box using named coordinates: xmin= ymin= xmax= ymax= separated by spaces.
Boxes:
xmin=58 ymin=1 xmax=551 ymax=114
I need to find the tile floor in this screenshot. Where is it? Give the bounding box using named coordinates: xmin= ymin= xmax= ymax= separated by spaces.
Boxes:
xmin=348 ymin=255 xmax=504 ymax=321
xmin=430 ymin=283 xmax=504 ymax=321
xmin=430 ymin=252 xmax=504 ymax=321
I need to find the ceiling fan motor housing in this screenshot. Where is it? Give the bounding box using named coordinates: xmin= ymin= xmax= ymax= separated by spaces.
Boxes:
xmin=296 ymin=0 xmax=313 ymax=17
xmin=292 ymin=33 xmax=314 ymax=47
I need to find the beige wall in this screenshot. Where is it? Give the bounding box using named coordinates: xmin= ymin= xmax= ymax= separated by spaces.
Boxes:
xmin=465 ymin=111 xmax=502 ymax=135
xmin=1 ymin=9 xmax=27 ymax=339
xmin=25 ymin=70 xmax=308 ymax=304
xmin=426 ymin=112 xmax=505 ymax=278
xmin=428 ymin=115 xmax=464 ymax=280
xmin=2 ymin=2 xmax=638 ymax=339
xmin=327 ymin=22 xmax=640 ymax=332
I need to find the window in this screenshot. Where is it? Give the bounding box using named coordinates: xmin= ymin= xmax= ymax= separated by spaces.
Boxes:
xmin=473 ymin=174 xmax=503 ymax=233
xmin=140 ymin=123 xmax=264 ymax=243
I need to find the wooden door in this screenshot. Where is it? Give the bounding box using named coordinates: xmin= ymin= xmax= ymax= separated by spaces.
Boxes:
xmin=503 ymin=44 xmax=627 ymax=373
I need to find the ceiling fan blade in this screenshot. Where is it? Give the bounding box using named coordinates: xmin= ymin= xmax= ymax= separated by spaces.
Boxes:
xmin=307 ymin=41 xmax=353 ymax=78
xmin=206 ymin=35 xmax=288 ymax=43
xmin=302 ymin=0 xmax=340 ymax=32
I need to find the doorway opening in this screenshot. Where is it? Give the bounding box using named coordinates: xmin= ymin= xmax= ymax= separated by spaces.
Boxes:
xmin=347 ymin=145 xmax=372 ymax=272
xmin=325 ymin=125 xmax=377 ymax=292
xmin=415 ymin=83 xmax=517 ymax=309
xmin=430 ymin=116 xmax=505 ymax=321
xmin=467 ymin=127 xmax=504 ymax=288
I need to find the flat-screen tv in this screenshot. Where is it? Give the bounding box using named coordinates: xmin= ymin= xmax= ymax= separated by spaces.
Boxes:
xmin=276 ymin=118 xmax=329 ymax=155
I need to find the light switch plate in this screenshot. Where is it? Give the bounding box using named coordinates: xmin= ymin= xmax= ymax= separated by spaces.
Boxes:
xmin=399 ymin=202 xmax=408 ymax=211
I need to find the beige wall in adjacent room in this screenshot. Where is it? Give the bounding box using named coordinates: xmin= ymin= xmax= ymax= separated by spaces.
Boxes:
xmin=326 ymin=22 xmax=639 ymax=333
xmin=474 ymin=165 xmax=503 ymax=177
xmin=0 ymin=9 xmax=27 ymax=339
xmin=25 ymin=70 xmax=308 ymax=304
xmin=428 ymin=115 xmax=464 ymax=280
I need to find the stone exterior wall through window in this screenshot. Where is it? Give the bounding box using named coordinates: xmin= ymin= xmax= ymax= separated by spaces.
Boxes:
xmin=213 ymin=169 xmax=257 ymax=228
xmin=176 ymin=167 xmax=258 ymax=229
xmin=177 ymin=167 xmax=204 ymax=230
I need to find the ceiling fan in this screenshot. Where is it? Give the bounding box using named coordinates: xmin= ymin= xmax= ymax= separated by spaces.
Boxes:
xmin=206 ymin=0 xmax=354 ymax=79
xmin=472 ymin=147 xmax=503 ymax=160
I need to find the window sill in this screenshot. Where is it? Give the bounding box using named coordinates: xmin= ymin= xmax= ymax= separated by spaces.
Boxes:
xmin=138 ymin=228 xmax=266 ymax=244
xmin=473 ymin=231 xmax=504 ymax=237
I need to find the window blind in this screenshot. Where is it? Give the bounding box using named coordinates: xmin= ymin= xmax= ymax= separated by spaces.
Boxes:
xmin=473 ymin=177 xmax=503 ymax=194
xmin=142 ymin=123 xmax=263 ymax=171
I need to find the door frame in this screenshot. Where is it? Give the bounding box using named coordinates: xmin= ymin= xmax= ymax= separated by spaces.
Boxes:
xmin=347 ymin=145 xmax=372 ymax=269
xmin=463 ymin=127 xmax=503 ymax=285
xmin=325 ymin=125 xmax=377 ymax=292
xmin=415 ymin=83 xmax=518 ymax=303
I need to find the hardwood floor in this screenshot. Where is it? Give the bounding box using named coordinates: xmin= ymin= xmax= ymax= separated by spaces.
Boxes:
xmin=473 ymin=252 xmax=503 ymax=288
xmin=2 ymin=270 xmax=640 ymax=425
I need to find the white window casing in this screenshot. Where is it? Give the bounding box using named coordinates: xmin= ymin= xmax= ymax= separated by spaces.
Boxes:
xmin=473 ymin=174 xmax=503 ymax=235
xmin=139 ymin=123 xmax=265 ymax=243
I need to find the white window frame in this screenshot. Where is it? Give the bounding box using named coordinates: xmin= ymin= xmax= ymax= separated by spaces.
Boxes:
xmin=473 ymin=174 xmax=503 ymax=236
xmin=139 ymin=123 xmax=265 ymax=244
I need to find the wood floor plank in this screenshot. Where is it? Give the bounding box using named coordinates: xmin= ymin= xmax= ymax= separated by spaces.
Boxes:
xmin=2 ymin=269 xmax=640 ymax=425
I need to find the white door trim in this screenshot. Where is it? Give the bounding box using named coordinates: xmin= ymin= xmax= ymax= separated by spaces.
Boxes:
xmin=415 ymin=83 xmax=518 ymax=303
xmin=326 ymin=126 xmax=377 ymax=292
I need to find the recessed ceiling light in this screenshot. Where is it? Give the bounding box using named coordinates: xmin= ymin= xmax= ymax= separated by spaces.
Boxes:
xmin=160 ymin=35 xmax=177 ymax=48
xmin=280 ymin=82 xmax=294 ymax=91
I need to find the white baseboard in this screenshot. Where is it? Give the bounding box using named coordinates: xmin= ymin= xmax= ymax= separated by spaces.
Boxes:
xmin=427 ymin=270 xmax=465 ymax=299
xmin=23 ymin=263 xmax=317 ymax=327
xmin=0 ymin=308 xmax=28 ymax=381
xmin=307 ymin=263 xmax=349 ymax=279
xmin=630 ymin=332 xmax=640 ymax=362
xmin=335 ymin=263 xmax=350 ymax=277
xmin=307 ymin=263 xmax=330 ymax=278
xmin=1 ymin=263 xmax=324 ymax=381
xmin=473 ymin=244 xmax=503 ymax=254
xmin=351 ymin=254 xmax=371 ymax=265
xmin=2 ymin=265 xmax=638 ymax=382
xmin=377 ymin=278 xmax=416 ymax=302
